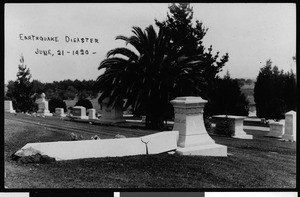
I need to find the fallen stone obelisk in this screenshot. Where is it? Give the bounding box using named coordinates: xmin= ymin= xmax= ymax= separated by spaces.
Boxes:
xmin=14 ymin=131 xmax=179 ymax=161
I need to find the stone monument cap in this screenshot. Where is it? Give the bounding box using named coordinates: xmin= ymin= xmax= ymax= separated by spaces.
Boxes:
xmin=73 ymin=106 xmax=85 ymax=109
xmin=171 ymin=96 xmax=207 ymax=104
xmin=286 ymin=110 xmax=296 ymax=115
xmin=212 ymin=115 xmax=247 ymax=119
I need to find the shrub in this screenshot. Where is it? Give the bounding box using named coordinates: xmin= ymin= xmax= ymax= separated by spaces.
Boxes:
xmin=213 ymin=118 xmax=235 ymax=137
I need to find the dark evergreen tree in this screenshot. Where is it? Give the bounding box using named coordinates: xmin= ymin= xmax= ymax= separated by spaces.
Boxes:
xmin=204 ymin=71 xmax=249 ymax=118
xmin=10 ymin=55 xmax=36 ymax=112
xmin=254 ymin=60 xmax=296 ymax=119
xmin=156 ymin=3 xmax=229 ymax=100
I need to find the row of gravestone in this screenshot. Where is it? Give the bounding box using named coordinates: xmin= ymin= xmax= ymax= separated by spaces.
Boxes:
xmin=211 ymin=111 xmax=296 ymax=142
xmin=5 ymin=95 xmax=296 ymax=142
xmin=5 ymin=93 xmax=123 ymax=123
xmin=265 ymin=111 xmax=296 ymax=141
xmin=13 ymin=96 xmax=228 ymax=160
xmin=7 ymin=94 xmax=296 ymax=161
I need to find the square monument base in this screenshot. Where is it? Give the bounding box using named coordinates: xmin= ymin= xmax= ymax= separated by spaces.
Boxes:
xmin=233 ymin=134 xmax=253 ymax=139
xmin=72 ymin=116 xmax=89 ymax=120
xmin=6 ymin=109 xmax=16 ymax=113
xmin=37 ymin=111 xmax=53 ymax=116
xmin=265 ymin=122 xmax=284 ymax=138
xmin=281 ymin=134 xmax=296 ymax=142
xmin=99 ymin=118 xmax=125 ymax=124
xmin=176 ymin=144 xmax=227 ymax=157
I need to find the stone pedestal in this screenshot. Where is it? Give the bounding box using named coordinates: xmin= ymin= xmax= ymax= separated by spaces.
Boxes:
xmin=212 ymin=115 xmax=253 ymax=139
xmin=72 ymin=106 xmax=89 ymax=120
xmin=36 ymin=93 xmax=53 ymax=116
xmin=99 ymin=98 xmax=124 ymax=123
xmin=265 ymin=120 xmax=285 ymax=138
xmin=5 ymin=100 xmax=16 ymax=113
xmin=55 ymin=108 xmax=66 ymax=117
xmin=88 ymin=108 xmax=97 ymax=120
xmin=282 ymin=111 xmax=296 ymax=141
xmin=170 ymin=97 xmax=227 ymax=156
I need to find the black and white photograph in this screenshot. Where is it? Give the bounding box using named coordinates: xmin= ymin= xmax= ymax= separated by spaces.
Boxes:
xmin=4 ymin=3 xmax=296 ymax=188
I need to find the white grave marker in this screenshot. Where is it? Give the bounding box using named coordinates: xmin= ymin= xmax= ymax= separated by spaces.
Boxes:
xmin=4 ymin=100 xmax=16 ymax=113
xmin=72 ymin=106 xmax=89 ymax=120
xmin=99 ymin=98 xmax=124 ymax=123
xmin=282 ymin=111 xmax=296 ymax=141
xmin=265 ymin=120 xmax=285 ymax=138
xmin=87 ymin=108 xmax=97 ymax=120
xmin=55 ymin=108 xmax=66 ymax=117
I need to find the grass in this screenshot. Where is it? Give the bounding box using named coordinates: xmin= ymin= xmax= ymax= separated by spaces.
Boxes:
xmin=4 ymin=113 xmax=296 ymax=188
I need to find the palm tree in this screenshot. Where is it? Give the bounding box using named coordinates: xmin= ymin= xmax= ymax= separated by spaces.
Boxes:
xmin=96 ymin=25 xmax=205 ymax=129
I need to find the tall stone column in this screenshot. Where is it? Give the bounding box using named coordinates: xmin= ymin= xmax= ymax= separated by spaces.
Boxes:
xmin=171 ymin=96 xmax=227 ymax=156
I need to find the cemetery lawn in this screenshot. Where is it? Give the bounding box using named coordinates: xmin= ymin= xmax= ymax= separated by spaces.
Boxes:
xmin=4 ymin=113 xmax=296 ymax=188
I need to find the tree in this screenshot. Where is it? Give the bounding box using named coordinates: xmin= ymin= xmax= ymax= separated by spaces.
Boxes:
xmin=75 ymin=99 xmax=93 ymax=110
xmin=10 ymin=55 xmax=36 ymax=112
xmin=31 ymin=79 xmax=45 ymax=99
xmin=96 ymin=3 xmax=228 ymax=129
xmin=156 ymin=3 xmax=229 ymax=100
xmin=204 ymin=72 xmax=249 ymax=118
xmin=96 ymin=24 xmax=208 ymax=129
xmin=254 ymin=59 xmax=296 ymax=119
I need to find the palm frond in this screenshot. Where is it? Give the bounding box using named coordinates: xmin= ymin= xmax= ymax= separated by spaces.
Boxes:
xmin=98 ymin=57 xmax=127 ymax=70
xmin=106 ymin=47 xmax=138 ymax=61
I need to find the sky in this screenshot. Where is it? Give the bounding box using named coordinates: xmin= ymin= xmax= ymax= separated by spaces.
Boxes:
xmin=5 ymin=3 xmax=296 ymax=84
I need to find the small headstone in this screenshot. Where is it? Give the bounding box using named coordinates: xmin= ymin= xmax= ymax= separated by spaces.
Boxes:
xmin=55 ymin=108 xmax=66 ymax=117
xmin=282 ymin=111 xmax=296 ymax=141
xmin=72 ymin=106 xmax=89 ymax=120
xmin=265 ymin=120 xmax=285 ymax=138
xmin=87 ymin=108 xmax=97 ymax=120
xmin=4 ymin=100 xmax=16 ymax=113
xmin=99 ymin=97 xmax=124 ymax=123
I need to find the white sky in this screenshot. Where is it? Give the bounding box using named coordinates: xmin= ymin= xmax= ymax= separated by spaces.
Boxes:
xmin=5 ymin=3 xmax=296 ymax=83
